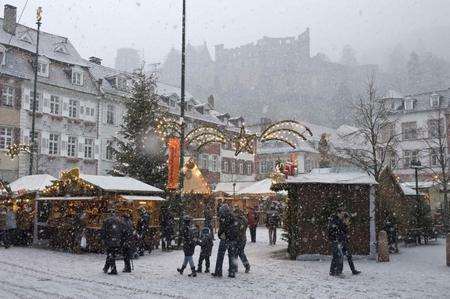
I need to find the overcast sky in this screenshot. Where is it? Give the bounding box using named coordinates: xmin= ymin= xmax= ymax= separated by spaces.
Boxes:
xmin=6 ymin=0 xmax=450 ymax=67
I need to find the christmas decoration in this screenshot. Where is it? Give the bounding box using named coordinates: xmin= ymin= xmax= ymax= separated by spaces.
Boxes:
xmin=43 ymin=168 xmax=95 ymax=196
xmin=183 ymin=158 xmax=211 ymax=195
xmin=7 ymin=143 xmax=31 ymax=159
xmin=167 ymin=138 xmax=181 ymax=190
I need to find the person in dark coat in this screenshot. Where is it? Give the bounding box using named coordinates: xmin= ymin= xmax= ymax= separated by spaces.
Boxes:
xmin=101 ymin=209 xmax=124 ymax=275
xmin=197 ymin=225 xmax=214 ymax=273
xmin=212 ymin=204 xmax=239 ymax=278
xmin=247 ymin=206 xmax=258 ymax=243
xmin=177 ymin=215 xmax=198 ymax=277
xmin=384 ymin=217 xmax=399 ymax=253
xmin=328 ymin=208 xmax=345 ymax=276
xmin=266 ymin=207 xmax=280 ymax=245
xmin=235 ymin=206 xmax=250 ymax=273
xmin=341 ymin=213 xmax=361 ymax=275
xmin=5 ymin=206 xmax=17 ymax=247
xmin=161 ymin=207 xmax=175 ymax=251
xmin=0 ymin=207 xmax=8 ymax=248
xmin=121 ymin=213 xmax=134 ymax=273
xmin=137 ymin=207 xmax=151 ymax=255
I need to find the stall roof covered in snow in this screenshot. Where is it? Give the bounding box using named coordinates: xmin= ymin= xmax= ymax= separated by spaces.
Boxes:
xmin=285 ymin=172 xmax=377 ymax=185
xmin=400 ymin=183 xmax=425 ymax=196
xmin=238 ymin=179 xmax=275 ymax=195
xmin=8 ymin=174 xmax=57 ymax=193
xmin=214 ymin=182 xmax=255 ymax=195
xmin=79 ymin=174 xmax=163 ymax=193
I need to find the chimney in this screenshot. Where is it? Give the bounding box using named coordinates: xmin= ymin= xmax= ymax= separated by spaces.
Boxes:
xmin=3 ymin=5 xmax=17 ymax=35
xmin=207 ymin=94 xmax=215 ymax=108
xmin=89 ymin=56 xmax=102 ymax=65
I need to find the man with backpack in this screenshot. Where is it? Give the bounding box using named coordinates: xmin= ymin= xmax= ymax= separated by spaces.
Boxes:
xmin=197 ymin=224 xmax=214 ymax=273
xmin=177 ymin=215 xmax=199 ymax=277
xmin=101 ymin=208 xmax=124 ymax=275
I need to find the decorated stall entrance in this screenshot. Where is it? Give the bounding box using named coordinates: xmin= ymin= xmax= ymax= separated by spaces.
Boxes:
xmin=35 ymin=169 xmax=165 ymax=253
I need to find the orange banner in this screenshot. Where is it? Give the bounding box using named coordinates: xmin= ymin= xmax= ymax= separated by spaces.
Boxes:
xmin=167 ymin=138 xmax=181 ymax=190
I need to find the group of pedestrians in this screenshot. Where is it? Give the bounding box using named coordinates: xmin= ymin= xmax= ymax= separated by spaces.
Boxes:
xmin=0 ymin=205 xmax=17 ymax=248
xmin=328 ymin=208 xmax=361 ymax=277
xmin=100 ymin=207 xmax=152 ymax=275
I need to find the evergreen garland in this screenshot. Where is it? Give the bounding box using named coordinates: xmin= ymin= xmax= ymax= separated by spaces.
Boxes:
xmin=110 ymin=71 xmax=168 ymax=189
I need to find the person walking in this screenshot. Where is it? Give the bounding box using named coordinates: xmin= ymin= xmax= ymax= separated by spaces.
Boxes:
xmin=5 ymin=205 xmax=17 ymax=247
xmin=212 ymin=204 xmax=239 ymax=278
xmin=160 ymin=206 xmax=174 ymax=251
xmin=197 ymin=225 xmax=213 ymax=273
xmin=266 ymin=206 xmax=280 ymax=245
xmin=328 ymin=208 xmax=345 ymax=277
xmin=137 ymin=207 xmax=151 ymax=255
xmin=384 ymin=217 xmax=399 ymax=253
xmin=101 ymin=209 xmax=124 ymax=275
xmin=341 ymin=213 xmax=361 ymax=275
xmin=235 ymin=206 xmax=250 ymax=273
xmin=177 ymin=215 xmax=198 ymax=277
xmin=247 ymin=206 xmax=258 ymax=243
xmin=121 ymin=213 xmax=134 ymax=273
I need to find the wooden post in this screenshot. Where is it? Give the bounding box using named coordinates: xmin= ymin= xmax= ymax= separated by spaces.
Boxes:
xmin=446 ymin=233 xmax=450 ymax=267
xmin=32 ymin=193 xmax=39 ymax=246
xmin=378 ymin=230 xmax=390 ymax=262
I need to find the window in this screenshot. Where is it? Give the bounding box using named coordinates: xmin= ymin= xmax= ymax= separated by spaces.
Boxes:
xmin=48 ymin=133 xmax=59 ymax=155
xmin=117 ymin=77 xmax=127 ymax=91
xmin=1 ymin=86 xmax=14 ymax=107
xmin=222 ymin=159 xmax=229 ymax=173
xmin=0 ymin=127 xmax=13 ymax=149
xmin=67 ymin=136 xmax=77 ymax=157
xmin=90 ymin=107 xmax=95 ymax=116
xmin=430 ymin=94 xmax=440 ymax=108
xmin=69 ymin=99 xmax=78 ymax=118
xmin=29 ymin=91 xmax=41 ymax=111
xmin=106 ymin=140 xmax=114 ymax=160
xmin=29 ymin=131 xmax=39 ymax=151
xmin=430 ymin=148 xmax=439 ymax=167
xmin=50 ymin=95 xmax=60 ymax=115
xmin=381 ymin=122 xmax=395 ymax=143
xmin=72 ymin=70 xmax=83 ymax=86
xmin=209 ymin=155 xmax=218 ymax=172
xmin=403 ymin=150 xmax=419 ymax=168
xmin=54 ymin=44 xmax=67 ymax=54
xmin=107 ymin=104 xmax=115 ymax=125
xmin=246 ymin=162 xmax=252 ymax=175
xmin=84 ymin=138 xmax=94 ymax=159
xmin=428 ymin=119 xmax=444 ymax=139
xmin=404 ymin=98 xmax=416 ymax=110
xmin=231 ymin=160 xmax=236 ymax=174
xmin=37 ymin=56 xmax=50 ymax=77
xmin=401 ymin=122 xmax=417 ymax=140
xmin=199 ymin=154 xmax=208 ymax=169
xmin=238 ymin=161 xmax=244 ymax=175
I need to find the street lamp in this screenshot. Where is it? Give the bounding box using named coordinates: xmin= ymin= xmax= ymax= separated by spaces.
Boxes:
xmin=29 ymin=7 xmax=43 ymax=175
xmin=411 ymin=159 xmax=424 ymax=229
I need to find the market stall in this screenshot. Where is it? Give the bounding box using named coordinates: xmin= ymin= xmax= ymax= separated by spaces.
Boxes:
xmin=35 ymin=169 xmax=165 ymax=253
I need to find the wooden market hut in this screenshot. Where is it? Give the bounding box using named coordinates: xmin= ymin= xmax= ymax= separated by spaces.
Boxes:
xmin=272 ymin=171 xmax=377 ymax=259
xmin=34 ymin=169 xmax=165 ymax=252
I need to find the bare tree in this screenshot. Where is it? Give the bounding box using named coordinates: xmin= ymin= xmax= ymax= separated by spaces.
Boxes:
xmin=344 ymin=75 xmax=399 ymax=181
xmin=421 ymin=104 xmax=449 ymax=232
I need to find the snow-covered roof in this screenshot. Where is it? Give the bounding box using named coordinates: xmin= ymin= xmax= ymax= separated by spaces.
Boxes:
xmin=383 ymin=90 xmax=403 ymax=99
xmin=214 ymin=181 xmax=255 ymax=195
xmin=285 ymin=172 xmax=377 ymax=185
xmin=402 ymin=181 xmax=436 ymax=189
xmin=79 ymin=174 xmax=163 ymax=193
xmin=120 ymin=195 xmax=166 ymax=202
xmin=8 ymin=174 xmax=57 ymax=193
xmin=238 ymin=179 xmax=275 ymax=195
xmin=400 ymin=183 xmax=424 ymax=196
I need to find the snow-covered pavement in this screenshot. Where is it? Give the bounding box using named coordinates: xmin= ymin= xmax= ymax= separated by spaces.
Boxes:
xmin=0 ymin=228 xmax=449 ymax=298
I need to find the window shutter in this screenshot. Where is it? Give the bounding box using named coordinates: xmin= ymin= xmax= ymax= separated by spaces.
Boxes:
xmin=41 ymin=131 xmax=49 ymax=155
xmin=103 ymin=103 xmax=108 ymax=124
xmin=78 ymin=137 xmax=85 ymax=158
xmin=101 ymin=139 xmax=106 ymax=160
xmin=13 ymin=128 xmax=20 ymax=145
xmin=94 ymin=139 xmax=100 ymax=160
xmin=42 ymin=92 xmax=50 ymax=113
xmin=14 ymin=87 xmax=21 ymax=110
xmin=60 ymin=134 xmax=68 ymax=157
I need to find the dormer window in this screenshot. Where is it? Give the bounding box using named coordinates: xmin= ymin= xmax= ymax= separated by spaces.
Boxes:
xmin=404 ymin=98 xmax=416 ymax=110
xmin=0 ymin=45 xmax=5 ymax=66
xmin=71 ymin=67 xmax=84 ymax=86
xmin=19 ymin=31 xmax=33 ymax=44
xmin=430 ymin=94 xmax=440 ymax=108
xmin=54 ymin=43 xmax=68 ymax=54
xmin=110 ymin=76 xmax=128 ymax=91
xmin=37 ymin=56 xmax=50 ymax=77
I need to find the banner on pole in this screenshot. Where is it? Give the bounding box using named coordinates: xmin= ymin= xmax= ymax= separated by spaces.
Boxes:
xmin=167 ymin=138 xmax=181 ymax=190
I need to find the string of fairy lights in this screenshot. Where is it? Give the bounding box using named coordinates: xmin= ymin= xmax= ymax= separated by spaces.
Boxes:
xmin=6 ymin=143 xmax=32 ymax=159
xmin=155 ymin=118 xmax=313 ymax=157
xmin=43 ymin=169 xmax=95 ymax=196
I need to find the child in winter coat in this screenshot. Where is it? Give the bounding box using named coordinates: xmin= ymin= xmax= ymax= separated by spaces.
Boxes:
xmin=177 ymin=215 xmax=199 ymax=277
xmin=197 ymin=225 xmax=214 ymax=273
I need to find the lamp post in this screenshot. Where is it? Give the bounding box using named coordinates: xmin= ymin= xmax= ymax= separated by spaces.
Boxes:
xmin=29 ymin=7 xmax=43 ymax=175
xmin=411 ymin=159 xmax=423 ymax=228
